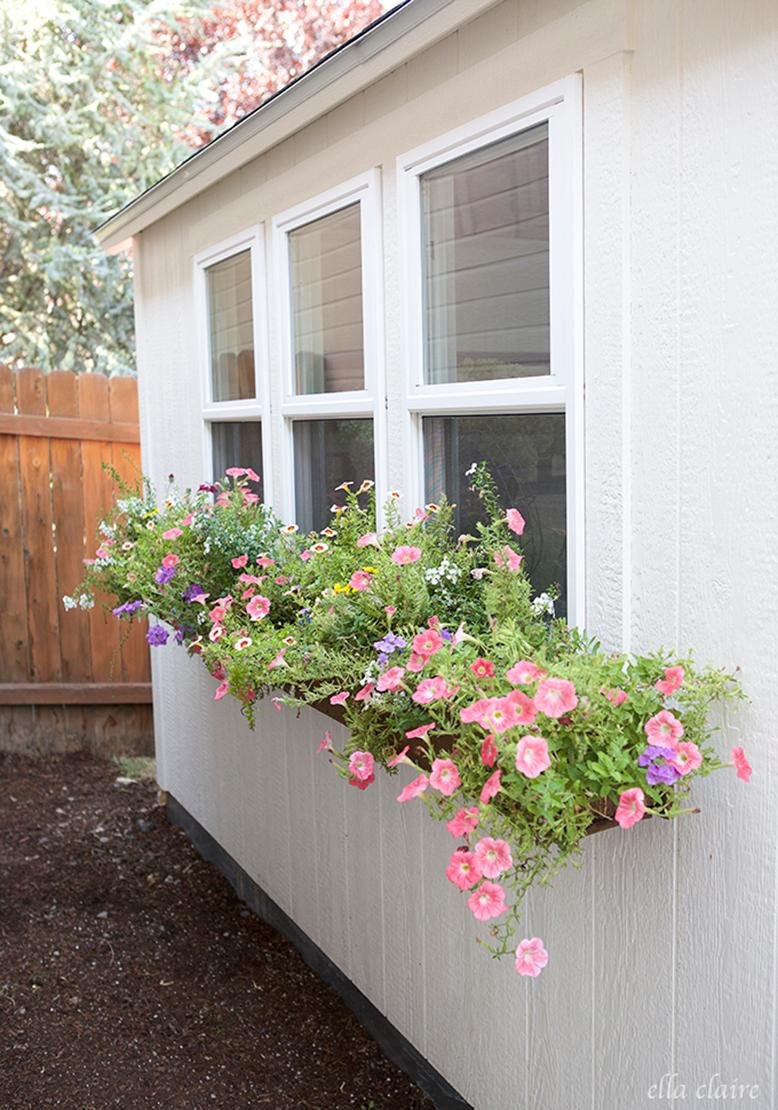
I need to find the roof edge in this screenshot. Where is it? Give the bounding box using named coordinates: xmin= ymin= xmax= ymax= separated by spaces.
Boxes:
xmin=97 ymin=0 xmax=502 ymax=251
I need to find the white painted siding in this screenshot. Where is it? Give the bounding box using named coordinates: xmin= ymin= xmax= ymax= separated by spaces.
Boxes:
xmin=133 ymin=1 xmax=778 ymax=1106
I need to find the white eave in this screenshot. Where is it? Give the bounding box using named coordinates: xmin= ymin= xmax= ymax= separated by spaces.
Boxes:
xmin=97 ymin=0 xmax=502 ymax=252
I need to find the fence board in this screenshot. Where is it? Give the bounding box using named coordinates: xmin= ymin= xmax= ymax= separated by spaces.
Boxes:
xmin=0 ymin=368 xmax=29 ymax=681
xmin=48 ymin=371 xmax=92 ymax=683
xmin=17 ymin=369 xmax=62 ymax=683
xmin=109 ymin=376 xmax=150 ymax=683
xmin=78 ymin=373 xmax=122 ymax=683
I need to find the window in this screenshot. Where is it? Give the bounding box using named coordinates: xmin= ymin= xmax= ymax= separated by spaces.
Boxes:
xmin=420 ymin=124 xmax=549 ymax=384
xmin=399 ymin=77 xmax=583 ymax=621
xmin=289 ymin=203 xmax=364 ymax=394
xmin=274 ymin=171 xmax=384 ymax=529
xmin=424 ymin=413 xmax=567 ymax=614
xmin=195 ymin=227 xmax=270 ymax=499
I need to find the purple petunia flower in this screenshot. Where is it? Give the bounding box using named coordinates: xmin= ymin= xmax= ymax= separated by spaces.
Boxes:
xmin=639 ymin=744 xmax=681 ymax=786
xmin=440 ymin=628 xmax=453 ymax=642
xmin=154 ymin=565 xmax=176 ymax=586
xmin=113 ymin=599 xmax=143 ymax=618
xmin=146 ymin=625 xmax=169 ymax=646
xmin=373 ymin=632 xmax=406 ymax=656
xmin=377 ymin=653 xmax=389 ymax=669
xmin=182 ymin=582 xmax=205 ymax=603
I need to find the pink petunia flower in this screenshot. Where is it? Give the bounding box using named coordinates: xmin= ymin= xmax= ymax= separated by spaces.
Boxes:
xmin=470 ymin=657 xmax=495 ymax=679
xmin=330 ymin=691 xmax=350 ymax=706
xmin=316 ymin=731 xmax=333 ymax=754
xmin=615 ymin=787 xmax=646 ymax=829
xmin=225 ymin=467 xmax=244 ymax=477
xmin=515 ymin=937 xmax=549 ymax=978
xmin=405 ymin=722 xmax=436 ymax=740
xmin=348 ymin=751 xmax=375 ymax=783
xmin=397 ymin=773 xmax=429 ymax=803
xmin=506 ymin=689 xmax=538 ymax=726
xmin=213 ymin=681 xmax=229 ymax=701
xmin=377 ymin=666 xmax=405 ymax=693
xmin=460 ymin=698 xmax=491 ymax=724
xmin=348 ymin=773 xmax=375 ymax=790
xmin=477 ymin=696 xmax=519 ymax=735
xmin=412 ymin=629 xmax=444 ymax=658
xmin=601 ymin=687 xmax=628 ymax=706
xmin=493 ymin=544 xmax=523 ymax=572
xmin=480 ymin=769 xmax=502 ymax=804
xmin=669 ymin=741 xmax=702 ymax=776
xmin=208 ymin=625 xmax=225 ymax=643
xmin=406 ymin=652 xmax=427 ymax=673
xmin=356 ymin=532 xmax=379 ymax=548
xmin=386 ymin=746 xmax=410 ymax=768
xmin=268 ymin=650 xmax=287 ymax=670
xmin=467 ymin=880 xmax=507 ymax=922
xmin=506 ymin=508 xmax=526 ymax=536
xmin=391 ymin=545 xmax=422 ymax=565
xmin=300 ymin=550 xmax=312 ymax=562
xmin=515 ymin=735 xmax=551 ymax=778
xmin=246 ymin=595 xmax=271 ymax=621
xmin=162 ymin=528 xmax=183 ymax=541
xmin=349 ymin=570 xmax=372 ymax=591
xmin=447 ymin=807 xmax=480 ymax=838
xmin=256 ymin=555 xmax=275 ymax=568
xmin=429 ymin=758 xmax=461 ymax=796
xmin=231 ymin=554 xmax=249 ymax=569
xmin=644 ymin=709 xmax=684 ymax=748
xmin=181 ymin=513 xmax=195 ymax=527
xmin=233 ymin=636 xmax=252 ymax=651
xmin=506 ymin=660 xmax=546 ymax=686
xmin=481 ymin=733 xmax=497 ymax=768
xmin=355 ymin=682 xmax=374 ymax=702
xmin=161 ymin=553 xmax=180 ymax=569
xmin=474 ymin=837 xmax=513 ymax=879
xmin=534 ymin=677 xmax=578 ymax=719
xmin=656 ymin=665 xmax=685 ymax=696
xmin=446 ymin=849 xmax=482 ymax=891
xmin=412 ymin=676 xmax=457 ymax=705
xmin=732 ymin=746 xmax=752 ymax=782
xmin=385 ymin=605 xmax=396 ymax=617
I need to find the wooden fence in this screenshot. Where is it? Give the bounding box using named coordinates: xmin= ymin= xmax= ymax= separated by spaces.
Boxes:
xmin=0 ymin=367 xmax=152 ymax=753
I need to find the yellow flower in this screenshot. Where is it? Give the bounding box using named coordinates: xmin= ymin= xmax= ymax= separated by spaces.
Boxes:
xmin=311 ymin=542 xmax=329 ymax=555
xmin=357 ymin=479 xmax=375 ymax=494
xmin=333 ymin=582 xmax=353 ymax=594
xmin=335 ymin=481 xmax=354 ymax=492
xmin=361 ymin=566 xmax=377 ymax=574
xmin=321 ymin=527 xmax=336 ymax=537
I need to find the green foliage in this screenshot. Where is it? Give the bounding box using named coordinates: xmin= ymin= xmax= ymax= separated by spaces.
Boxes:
xmin=71 ymin=464 xmax=745 ymax=962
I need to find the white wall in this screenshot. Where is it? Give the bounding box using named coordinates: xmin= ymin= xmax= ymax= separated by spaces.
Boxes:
xmin=134 ymin=1 xmax=778 ymax=1106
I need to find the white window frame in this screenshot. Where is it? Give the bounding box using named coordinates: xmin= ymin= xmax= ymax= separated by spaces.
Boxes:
xmin=194 ymin=225 xmax=272 ymax=503
xmin=271 ymin=169 xmax=385 ymax=523
xmin=396 ymin=74 xmax=584 ymax=623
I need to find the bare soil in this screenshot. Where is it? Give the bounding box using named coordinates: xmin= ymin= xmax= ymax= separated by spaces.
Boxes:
xmin=0 ymin=754 xmax=431 ymax=1110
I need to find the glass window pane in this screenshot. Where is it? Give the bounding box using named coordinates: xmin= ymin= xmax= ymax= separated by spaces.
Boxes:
xmin=420 ymin=124 xmax=549 ymax=385
xmin=207 ymin=250 xmax=255 ymax=401
xmin=289 ymin=203 xmax=364 ymax=395
xmin=293 ymin=419 xmax=374 ymax=532
xmin=211 ymin=421 xmax=263 ymax=492
xmin=423 ymin=413 xmax=566 ymax=616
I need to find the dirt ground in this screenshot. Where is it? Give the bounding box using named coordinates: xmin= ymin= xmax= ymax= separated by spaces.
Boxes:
xmin=0 ymin=754 xmax=432 ymax=1110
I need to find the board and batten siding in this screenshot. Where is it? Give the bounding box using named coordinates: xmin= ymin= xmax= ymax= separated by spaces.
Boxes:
xmin=132 ymin=1 xmax=778 ymax=1106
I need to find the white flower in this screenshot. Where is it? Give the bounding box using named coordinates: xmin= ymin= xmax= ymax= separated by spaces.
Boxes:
xmin=78 ymin=594 xmax=94 ymax=610
xmin=465 ymin=462 xmax=478 ymax=476
xmin=531 ymin=593 xmax=556 ymax=618
xmin=62 ymin=595 xmax=77 ymax=611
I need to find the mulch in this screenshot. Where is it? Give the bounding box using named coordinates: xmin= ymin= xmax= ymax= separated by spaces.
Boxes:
xmin=0 ymin=753 xmax=432 ymax=1110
